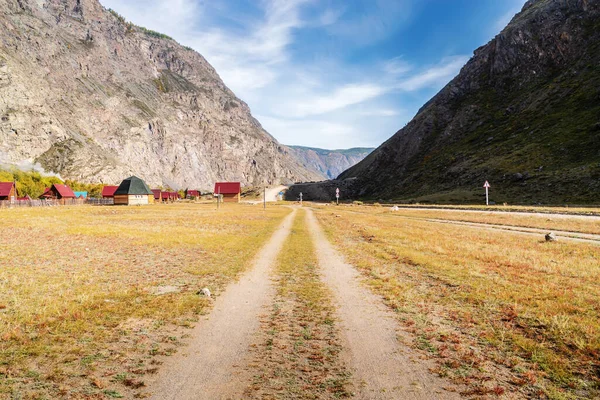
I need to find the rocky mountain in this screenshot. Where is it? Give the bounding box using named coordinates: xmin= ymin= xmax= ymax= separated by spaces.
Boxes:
xmin=295 ymin=0 xmax=600 ymax=204
xmin=0 ymin=0 xmax=320 ymax=189
xmin=287 ymin=146 xmax=374 ymax=180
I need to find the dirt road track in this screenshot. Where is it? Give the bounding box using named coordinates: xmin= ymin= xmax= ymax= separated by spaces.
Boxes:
xmin=146 ymin=209 xmax=297 ymax=400
xmin=421 ymin=217 xmax=600 ymax=244
xmin=305 ymin=208 xmax=460 ymax=399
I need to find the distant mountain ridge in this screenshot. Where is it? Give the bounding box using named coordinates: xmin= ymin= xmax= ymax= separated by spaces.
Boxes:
xmin=288 ymin=146 xmax=374 ymax=180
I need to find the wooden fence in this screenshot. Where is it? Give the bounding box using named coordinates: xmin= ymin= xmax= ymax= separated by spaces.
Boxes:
xmin=0 ymin=198 xmax=114 ymax=208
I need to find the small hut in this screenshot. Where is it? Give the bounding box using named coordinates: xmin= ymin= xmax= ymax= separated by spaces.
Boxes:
xmin=151 ymin=189 xmax=162 ymax=202
xmin=40 ymin=184 xmax=76 ymax=202
xmin=113 ymin=176 xmax=154 ymax=205
xmin=185 ymin=189 xmax=200 ymax=199
xmin=0 ymin=182 xmax=17 ymax=201
xmin=214 ymin=182 xmax=241 ymax=203
xmin=101 ymin=186 xmax=119 ymax=198
xmin=74 ymin=191 xmax=88 ymax=199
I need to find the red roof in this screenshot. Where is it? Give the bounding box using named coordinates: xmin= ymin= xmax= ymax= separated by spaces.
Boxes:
xmin=54 ymin=184 xmax=76 ymax=198
xmin=0 ymin=182 xmax=15 ymax=197
xmin=101 ymin=185 xmax=118 ymax=197
xmin=186 ymin=190 xmax=200 ymax=196
xmin=40 ymin=184 xmax=75 ymax=199
xmin=214 ymin=182 xmax=241 ymax=194
xmin=151 ymin=189 xmax=162 ymax=200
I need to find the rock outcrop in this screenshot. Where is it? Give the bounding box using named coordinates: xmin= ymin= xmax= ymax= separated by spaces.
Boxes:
xmin=0 ymin=0 xmax=320 ymax=189
xmin=332 ymin=0 xmax=600 ymax=204
xmin=288 ymin=146 xmax=373 ymax=180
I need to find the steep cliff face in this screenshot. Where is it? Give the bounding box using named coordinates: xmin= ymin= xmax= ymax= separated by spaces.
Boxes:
xmin=288 ymin=146 xmax=374 ymax=180
xmin=0 ymin=0 xmax=320 ymax=189
xmin=338 ymin=0 xmax=600 ymax=204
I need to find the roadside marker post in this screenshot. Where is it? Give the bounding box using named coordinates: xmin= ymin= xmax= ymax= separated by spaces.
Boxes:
xmin=264 ymin=186 xmax=266 ymax=210
xmin=299 ymin=192 xmax=303 ymax=206
xmin=336 ymin=187 xmax=340 ymax=205
xmin=483 ymin=181 xmax=490 ymax=206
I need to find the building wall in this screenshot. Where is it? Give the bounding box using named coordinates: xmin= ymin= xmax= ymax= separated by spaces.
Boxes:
xmin=114 ymin=194 xmax=154 ymax=205
xmin=222 ymin=193 xmax=240 ymax=203
xmin=0 ymin=186 xmax=15 ymax=200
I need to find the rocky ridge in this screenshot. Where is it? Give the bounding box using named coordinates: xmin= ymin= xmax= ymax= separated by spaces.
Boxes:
xmin=287 ymin=146 xmax=373 ymax=180
xmin=300 ymin=0 xmax=600 ymax=204
xmin=0 ymin=0 xmax=320 ymax=189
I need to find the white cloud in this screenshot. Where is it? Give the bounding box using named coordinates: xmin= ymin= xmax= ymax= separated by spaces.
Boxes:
xmin=286 ymin=83 xmax=389 ymax=118
xmin=396 ymin=56 xmax=469 ymax=91
xmin=383 ymin=56 xmax=412 ymax=76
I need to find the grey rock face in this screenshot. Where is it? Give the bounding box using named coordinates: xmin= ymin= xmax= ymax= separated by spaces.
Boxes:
xmin=0 ymin=0 xmax=320 ymax=189
xmin=288 ymin=146 xmax=374 ymax=180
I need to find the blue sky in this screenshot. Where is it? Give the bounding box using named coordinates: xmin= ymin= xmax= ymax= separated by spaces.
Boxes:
xmin=100 ymin=0 xmax=526 ymax=149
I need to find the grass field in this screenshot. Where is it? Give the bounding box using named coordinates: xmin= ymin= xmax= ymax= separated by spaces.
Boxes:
xmin=313 ymin=205 xmax=600 ymax=399
xmin=352 ymin=206 xmax=600 ymax=235
xmin=0 ymin=203 xmax=291 ymax=399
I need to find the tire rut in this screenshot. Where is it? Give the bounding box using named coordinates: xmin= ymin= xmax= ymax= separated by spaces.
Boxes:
xmin=145 ymin=209 xmax=297 ymax=400
xmin=305 ymin=208 xmax=460 ymax=399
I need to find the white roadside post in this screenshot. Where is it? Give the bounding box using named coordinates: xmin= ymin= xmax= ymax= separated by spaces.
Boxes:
xmin=299 ymin=192 xmax=303 ymax=206
xmin=336 ymin=187 xmax=340 ymax=205
xmin=263 ymin=186 xmax=266 ymax=210
xmin=483 ymin=180 xmax=491 ymax=206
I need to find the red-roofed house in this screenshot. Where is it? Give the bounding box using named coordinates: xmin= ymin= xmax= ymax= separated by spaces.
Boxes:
xmin=101 ymin=185 xmax=119 ymax=198
xmin=151 ymin=189 xmax=162 ymax=202
xmin=40 ymin=184 xmax=76 ymax=202
xmin=0 ymin=182 xmax=17 ymax=201
xmin=214 ymin=182 xmax=241 ymax=203
xmin=185 ymin=189 xmax=200 ymax=199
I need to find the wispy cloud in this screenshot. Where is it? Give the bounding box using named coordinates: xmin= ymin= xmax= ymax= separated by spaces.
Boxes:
xmin=284 ymin=83 xmax=388 ymax=118
xmin=396 ymin=56 xmax=468 ymax=91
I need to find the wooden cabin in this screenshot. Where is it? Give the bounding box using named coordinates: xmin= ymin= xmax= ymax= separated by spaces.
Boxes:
xmin=214 ymin=182 xmax=241 ymax=203
xmin=151 ymin=189 xmax=162 ymax=202
xmin=113 ymin=176 xmax=154 ymax=206
xmin=101 ymin=186 xmax=118 ymax=198
xmin=0 ymin=182 xmax=17 ymax=201
xmin=185 ymin=189 xmax=200 ymax=199
xmin=40 ymin=184 xmax=76 ymax=201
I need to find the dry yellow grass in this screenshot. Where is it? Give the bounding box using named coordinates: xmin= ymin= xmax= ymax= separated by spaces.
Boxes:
xmin=369 ymin=203 xmax=600 ymax=216
xmin=313 ymin=206 xmax=600 ymax=399
xmin=348 ymin=205 xmax=600 ymax=235
xmin=0 ymin=203 xmax=290 ymax=399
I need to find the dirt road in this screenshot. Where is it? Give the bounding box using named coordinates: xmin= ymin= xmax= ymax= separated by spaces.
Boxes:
xmin=146 ymin=209 xmax=297 ymax=400
xmin=146 ymin=207 xmax=459 ymax=399
xmin=305 ymin=208 xmax=460 ymax=399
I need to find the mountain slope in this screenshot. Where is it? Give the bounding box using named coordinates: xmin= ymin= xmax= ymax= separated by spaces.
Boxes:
xmin=338 ymin=0 xmax=600 ymax=204
xmin=0 ymin=0 xmax=320 ymax=189
xmin=288 ymin=146 xmax=374 ymax=179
